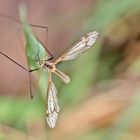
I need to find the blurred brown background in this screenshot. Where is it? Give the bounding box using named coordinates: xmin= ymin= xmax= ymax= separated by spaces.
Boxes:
xmin=1 ymin=0 xmax=140 ymax=140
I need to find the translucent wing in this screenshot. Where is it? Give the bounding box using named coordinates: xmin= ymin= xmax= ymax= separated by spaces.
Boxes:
xmin=54 ymin=31 xmax=99 ymax=64
xmin=46 ymin=72 xmax=60 ymax=128
xmin=54 ymin=68 xmax=70 ymax=84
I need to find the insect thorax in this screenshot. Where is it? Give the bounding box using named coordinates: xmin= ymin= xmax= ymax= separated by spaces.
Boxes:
xmin=36 ymin=59 xmax=56 ymax=72
xmin=45 ymin=62 xmax=56 ymax=72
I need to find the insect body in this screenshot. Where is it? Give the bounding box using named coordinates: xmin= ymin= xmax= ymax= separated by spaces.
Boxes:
xmin=35 ymin=31 xmax=99 ymax=128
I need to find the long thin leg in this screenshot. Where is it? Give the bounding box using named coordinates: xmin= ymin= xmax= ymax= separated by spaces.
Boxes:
xmin=44 ymin=28 xmax=54 ymax=60
xmin=29 ymin=72 xmax=33 ymax=99
xmin=0 ymin=51 xmax=40 ymax=99
xmin=0 ymin=15 xmax=54 ymax=59
xmin=29 ymin=67 xmax=42 ymax=99
xmin=0 ymin=51 xmax=28 ymax=72
xmin=0 ymin=14 xmax=49 ymax=31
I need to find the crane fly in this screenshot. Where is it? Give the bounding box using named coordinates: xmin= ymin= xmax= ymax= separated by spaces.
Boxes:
xmin=37 ymin=31 xmax=99 ymax=128
xmin=0 ymin=15 xmax=98 ymax=128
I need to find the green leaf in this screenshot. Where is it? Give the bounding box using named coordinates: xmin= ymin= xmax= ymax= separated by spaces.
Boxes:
xmin=19 ymin=5 xmax=48 ymax=69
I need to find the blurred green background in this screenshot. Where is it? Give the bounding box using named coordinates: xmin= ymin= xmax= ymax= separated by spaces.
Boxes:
xmin=0 ymin=0 xmax=140 ymax=140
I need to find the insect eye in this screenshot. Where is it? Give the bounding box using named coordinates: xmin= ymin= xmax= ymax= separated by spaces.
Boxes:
xmin=46 ymin=64 xmax=50 ymax=67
